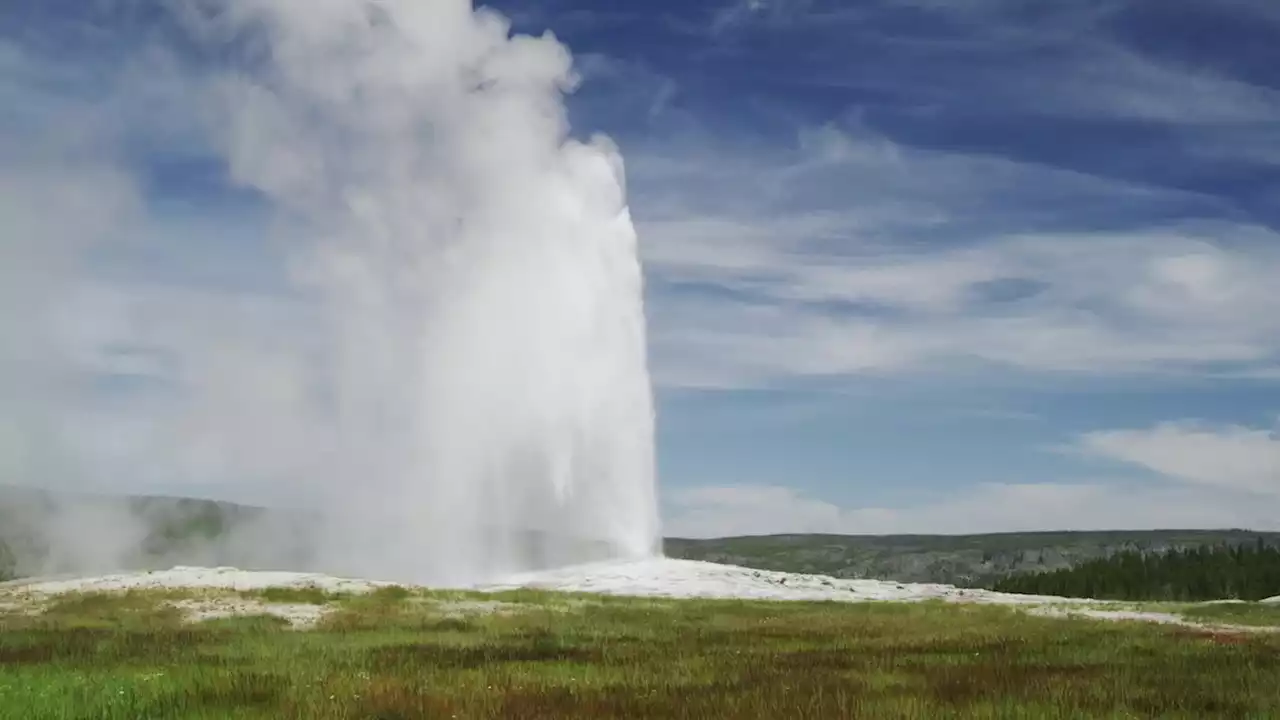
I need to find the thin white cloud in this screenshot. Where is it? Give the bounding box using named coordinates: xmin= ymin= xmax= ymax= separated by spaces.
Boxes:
xmin=665 ymin=480 xmax=1280 ymax=537
xmin=632 ymin=125 xmax=1280 ymax=388
xmin=1077 ymin=421 xmax=1280 ymax=495
xmin=570 ymin=53 xmax=689 ymax=128
xmin=906 ymin=7 xmax=1280 ymax=124
xmin=663 ymin=418 xmax=1280 ymax=536
xmin=1043 ymin=44 xmax=1280 ymax=124
xmin=1177 ymin=125 xmax=1280 ymax=167
xmin=709 ymin=1 xmax=1280 ymax=131
xmin=708 ymin=0 xmax=810 ymax=36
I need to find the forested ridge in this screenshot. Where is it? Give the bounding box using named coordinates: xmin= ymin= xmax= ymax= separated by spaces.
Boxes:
xmin=990 ymin=540 xmax=1280 ymax=601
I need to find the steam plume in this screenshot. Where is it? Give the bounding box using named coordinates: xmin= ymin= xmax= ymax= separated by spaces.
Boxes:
xmin=0 ymin=0 xmax=661 ymax=585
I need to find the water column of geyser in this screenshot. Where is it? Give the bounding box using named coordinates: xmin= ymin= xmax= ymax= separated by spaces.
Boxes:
xmin=209 ymin=0 xmax=661 ymax=584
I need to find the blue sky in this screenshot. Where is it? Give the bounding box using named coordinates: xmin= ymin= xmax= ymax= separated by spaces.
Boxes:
xmin=3 ymin=0 xmax=1279 ymax=536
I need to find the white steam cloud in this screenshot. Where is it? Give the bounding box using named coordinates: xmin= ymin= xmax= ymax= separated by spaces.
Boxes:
xmin=0 ymin=0 xmax=661 ymax=585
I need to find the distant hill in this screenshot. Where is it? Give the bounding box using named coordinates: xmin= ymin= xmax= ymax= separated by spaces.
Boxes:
xmin=663 ymin=530 xmax=1280 ymax=587
xmin=4 ymin=486 xmax=1278 ymax=587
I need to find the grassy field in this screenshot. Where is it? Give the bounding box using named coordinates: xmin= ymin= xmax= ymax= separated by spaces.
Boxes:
xmin=1177 ymin=601 xmax=1280 ymax=628
xmin=3 ymin=585 xmax=1280 ymax=719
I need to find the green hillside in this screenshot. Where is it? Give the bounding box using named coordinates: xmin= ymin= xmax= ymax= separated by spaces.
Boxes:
xmin=663 ymin=530 xmax=1280 ymax=587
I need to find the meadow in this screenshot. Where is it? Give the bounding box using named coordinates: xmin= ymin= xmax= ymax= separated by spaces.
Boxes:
xmin=2 ymin=584 xmax=1280 ymax=719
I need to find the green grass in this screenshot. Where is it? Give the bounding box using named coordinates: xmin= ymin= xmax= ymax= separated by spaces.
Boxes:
xmin=34 ymin=590 xmax=188 ymax=630
xmin=2 ymin=589 xmax=1280 ymax=719
xmin=1179 ymin=602 xmax=1280 ymax=628
xmin=246 ymin=585 xmax=348 ymax=605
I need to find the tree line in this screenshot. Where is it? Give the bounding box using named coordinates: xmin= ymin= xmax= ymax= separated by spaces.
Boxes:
xmin=989 ymin=539 xmax=1280 ymax=601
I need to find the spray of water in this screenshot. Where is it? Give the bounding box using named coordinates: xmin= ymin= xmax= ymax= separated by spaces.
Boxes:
xmin=216 ymin=0 xmax=662 ymax=584
xmin=0 ymin=0 xmax=662 ymax=585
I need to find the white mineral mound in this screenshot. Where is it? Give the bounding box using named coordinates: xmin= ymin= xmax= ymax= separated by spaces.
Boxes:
xmin=3 ymin=558 xmax=1081 ymax=606
xmin=7 ymin=559 xmax=1278 ymax=634
xmin=475 ymin=557 xmax=1084 ymax=605
xmin=2 ymin=567 xmax=395 ymax=596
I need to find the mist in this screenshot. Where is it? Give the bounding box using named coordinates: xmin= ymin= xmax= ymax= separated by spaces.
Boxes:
xmin=0 ymin=0 xmax=661 ymax=585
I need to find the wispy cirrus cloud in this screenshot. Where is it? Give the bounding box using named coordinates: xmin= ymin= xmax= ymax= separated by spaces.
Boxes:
xmin=1076 ymin=420 xmax=1280 ymax=495
xmin=628 ymin=122 xmax=1280 ymax=389
xmin=595 ymin=0 xmax=1280 ymax=392
xmin=691 ymin=0 xmax=1280 ymax=169
xmin=664 ymin=479 xmax=1280 ymax=537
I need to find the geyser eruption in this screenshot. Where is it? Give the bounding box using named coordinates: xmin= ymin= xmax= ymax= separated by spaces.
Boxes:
xmin=204 ymin=0 xmax=661 ymax=583
xmin=0 ymin=0 xmax=660 ymax=584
